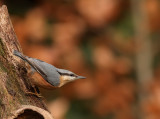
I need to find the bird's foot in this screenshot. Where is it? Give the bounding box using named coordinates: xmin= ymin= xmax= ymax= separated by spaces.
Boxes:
xmin=25 ymin=91 xmax=43 ymax=98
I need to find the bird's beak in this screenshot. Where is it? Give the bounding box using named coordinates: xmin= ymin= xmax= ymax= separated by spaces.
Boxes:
xmin=76 ymin=76 xmax=86 ymax=79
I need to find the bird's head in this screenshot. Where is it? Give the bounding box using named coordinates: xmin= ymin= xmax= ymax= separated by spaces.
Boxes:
xmin=56 ymin=68 xmax=85 ymax=87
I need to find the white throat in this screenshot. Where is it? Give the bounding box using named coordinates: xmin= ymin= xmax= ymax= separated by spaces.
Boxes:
xmin=58 ymin=75 xmax=75 ymax=87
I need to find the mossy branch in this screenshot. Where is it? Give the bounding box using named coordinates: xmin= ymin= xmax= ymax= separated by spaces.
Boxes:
xmin=0 ymin=5 xmax=53 ymax=119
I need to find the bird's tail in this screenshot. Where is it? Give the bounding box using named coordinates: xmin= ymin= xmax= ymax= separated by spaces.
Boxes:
xmin=13 ymin=50 xmax=47 ymax=79
xmin=13 ymin=50 xmax=26 ymax=61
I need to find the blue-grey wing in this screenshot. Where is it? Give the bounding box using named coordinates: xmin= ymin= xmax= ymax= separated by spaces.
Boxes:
xmin=13 ymin=50 xmax=60 ymax=86
xmin=25 ymin=57 xmax=60 ymax=86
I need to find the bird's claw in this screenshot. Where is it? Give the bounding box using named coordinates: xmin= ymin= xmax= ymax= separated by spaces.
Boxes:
xmin=25 ymin=91 xmax=43 ymax=98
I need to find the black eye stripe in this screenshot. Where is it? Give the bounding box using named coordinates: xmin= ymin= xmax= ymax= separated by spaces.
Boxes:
xmin=57 ymin=71 xmax=75 ymax=76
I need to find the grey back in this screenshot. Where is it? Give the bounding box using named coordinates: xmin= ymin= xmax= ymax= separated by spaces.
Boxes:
xmin=26 ymin=57 xmax=60 ymax=86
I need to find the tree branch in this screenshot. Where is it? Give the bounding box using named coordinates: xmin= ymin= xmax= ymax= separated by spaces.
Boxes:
xmin=0 ymin=5 xmax=53 ymax=119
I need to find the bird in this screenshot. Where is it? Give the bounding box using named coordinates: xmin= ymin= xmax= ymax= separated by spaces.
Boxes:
xmin=13 ymin=50 xmax=85 ymax=97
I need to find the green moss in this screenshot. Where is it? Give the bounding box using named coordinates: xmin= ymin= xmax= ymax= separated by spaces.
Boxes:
xmin=0 ymin=67 xmax=2 ymax=72
xmin=0 ymin=39 xmax=5 ymax=57
xmin=5 ymin=66 xmax=27 ymax=104
xmin=0 ymin=62 xmax=8 ymax=72
xmin=0 ymin=99 xmax=2 ymax=116
xmin=0 ymin=39 xmax=35 ymax=113
xmin=0 ymin=98 xmax=2 ymax=105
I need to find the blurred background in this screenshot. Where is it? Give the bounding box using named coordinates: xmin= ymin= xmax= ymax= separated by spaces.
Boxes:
xmin=1 ymin=0 xmax=160 ymax=119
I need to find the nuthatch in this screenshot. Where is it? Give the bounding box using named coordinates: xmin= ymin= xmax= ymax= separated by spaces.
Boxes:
xmin=13 ymin=50 xmax=85 ymax=96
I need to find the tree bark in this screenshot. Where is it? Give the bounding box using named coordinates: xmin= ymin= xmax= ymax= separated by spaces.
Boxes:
xmin=0 ymin=5 xmax=53 ymax=119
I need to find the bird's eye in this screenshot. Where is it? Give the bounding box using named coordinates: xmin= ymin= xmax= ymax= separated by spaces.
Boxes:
xmin=70 ymin=74 xmax=74 ymax=76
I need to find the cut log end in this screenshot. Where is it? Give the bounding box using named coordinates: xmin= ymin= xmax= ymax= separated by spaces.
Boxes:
xmin=9 ymin=105 xmax=54 ymax=119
